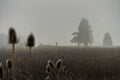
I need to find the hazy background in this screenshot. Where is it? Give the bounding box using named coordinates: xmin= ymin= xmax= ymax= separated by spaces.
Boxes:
xmin=0 ymin=0 xmax=120 ymax=46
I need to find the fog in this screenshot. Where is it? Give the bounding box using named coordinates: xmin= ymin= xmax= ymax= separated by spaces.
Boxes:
xmin=0 ymin=0 xmax=120 ymax=46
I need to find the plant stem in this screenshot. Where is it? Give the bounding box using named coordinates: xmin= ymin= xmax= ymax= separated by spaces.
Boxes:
xmin=12 ymin=43 xmax=16 ymax=80
xmin=29 ymin=47 xmax=31 ymax=80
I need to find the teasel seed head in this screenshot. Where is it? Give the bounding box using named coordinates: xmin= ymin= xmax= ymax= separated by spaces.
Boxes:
xmin=0 ymin=63 xmax=3 ymax=79
xmin=46 ymin=64 xmax=51 ymax=74
xmin=8 ymin=27 xmax=18 ymax=44
xmin=26 ymin=33 xmax=35 ymax=48
xmin=6 ymin=59 xmax=12 ymax=69
xmin=56 ymin=59 xmax=62 ymax=70
xmin=62 ymin=66 xmax=66 ymax=72
xmin=48 ymin=60 xmax=54 ymax=69
xmin=45 ymin=76 xmax=50 ymax=80
xmin=70 ymin=72 xmax=73 ymax=77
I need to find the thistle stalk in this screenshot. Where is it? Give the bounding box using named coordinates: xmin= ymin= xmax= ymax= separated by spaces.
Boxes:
xmin=8 ymin=27 xmax=18 ymax=80
xmin=26 ymin=33 xmax=35 ymax=80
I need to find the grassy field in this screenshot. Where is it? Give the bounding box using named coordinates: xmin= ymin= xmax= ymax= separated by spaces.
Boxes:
xmin=0 ymin=46 xmax=120 ymax=80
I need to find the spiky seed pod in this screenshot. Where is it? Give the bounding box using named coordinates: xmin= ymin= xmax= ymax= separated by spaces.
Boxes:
xmin=46 ymin=64 xmax=51 ymax=74
xmin=48 ymin=60 xmax=54 ymax=69
xmin=8 ymin=27 xmax=18 ymax=44
xmin=45 ymin=76 xmax=50 ymax=80
xmin=0 ymin=63 xmax=3 ymax=79
xmin=56 ymin=59 xmax=62 ymax=70
xmin=6 ymin=59 xmax=12 ymax=69
xmin=26 ymin=33 xmax=35 ymax=48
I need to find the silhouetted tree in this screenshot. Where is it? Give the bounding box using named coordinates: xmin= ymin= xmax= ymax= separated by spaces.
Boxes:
xmin=8 ymin=27 xmax=19 ymax=80
xmin=26 ymin=33 xmax=35 ymax=80
xmin=103 ymin=32 xmax=113 ymax=46
xmin=71 ymin=18 xmax=93 ymax=46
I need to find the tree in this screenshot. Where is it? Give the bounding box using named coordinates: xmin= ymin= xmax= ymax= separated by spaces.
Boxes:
xmin=26 ymin=33 xmax=35 ymax=80
xmin=103 ymin=32 xmax=113 ymax=46
xmin=8 ymin=27 xmax=19 ymax=80
xmin=71 ymin=18 xmax=93 ymax=46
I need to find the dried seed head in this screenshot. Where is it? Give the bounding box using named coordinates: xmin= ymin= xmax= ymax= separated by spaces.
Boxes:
xmin=6 ymin=59 xmax=12 ymax=69
xmin=48 ymin=60 xmax=54 ymax=69
xmin=45 ymin=76 xmax=50 ymax=80
xmin=62 ymin=66 xmax=66 ymax=72
xmin=70 ymin=72 xmax=73 ymax=77
xmin=26 ymin=33 xmax=35 ymax=48
xmin=46 ymin=64 xmax=51 ymax=74
xmin=0 ymin=63 xmax=3 ymax=79
xmin=8 ymin=27 xmax=18 ymax=44
xmin=56 ymin=59 xmax=62 ymax=70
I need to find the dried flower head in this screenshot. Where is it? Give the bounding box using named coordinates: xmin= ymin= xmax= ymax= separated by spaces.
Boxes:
xmin=56 ymin=59 xmax=62 ymax=70
xmin=45 ymin=76 xmax=50 ymax=80
xmin=6 ymin=59 xmax=12 ymax=69
xmin=26 ymin=33 xmax=35 ymax=48
xmin=62 ymin=66 xmax=66 ymax=72
xmin=48 ymin=60 xmax=54 ymax=69
xmin=0 ymin=63 xmax=3 ymax=79
xmin=46 ymin=64 xmax=51 ymax=74
xmin=8 ymin=27 xmax=18 ymax=44
xmin=70 ymin=72 xmax=73 ymax=77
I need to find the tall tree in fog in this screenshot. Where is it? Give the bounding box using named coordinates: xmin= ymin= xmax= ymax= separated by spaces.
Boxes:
xmin=103 ymin=32 xmax=113 ymax=46
xmin=26 ymin=33 xmax=35 ymax=80
xmin=71 ymin=18 xmax=93 ymax=46
xmin=8 ymin=27 xmax=19 ymax=80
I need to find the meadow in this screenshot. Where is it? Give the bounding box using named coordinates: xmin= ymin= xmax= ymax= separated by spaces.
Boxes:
xmin=0 ymin=46 xmax=120 ymax=80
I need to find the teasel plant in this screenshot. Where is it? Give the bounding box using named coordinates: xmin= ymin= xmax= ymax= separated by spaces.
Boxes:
xmin=8 ymin=27 xmax=19 ymax=80
xmin=26 ymin=33 xmax=35 ymax=80
xmin=0 ymin=62 xmax=3 ymax=80
xmin=45 ymin=76 xmax=50 ymax=80
xmin=6 ymin=59 xmax=12 ymax=80
xmin=46 ymin=59 xmax=66 ymax=80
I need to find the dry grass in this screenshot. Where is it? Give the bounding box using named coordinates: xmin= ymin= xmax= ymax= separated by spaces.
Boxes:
xmin=0 ymin=46 xmax=120 ymax=80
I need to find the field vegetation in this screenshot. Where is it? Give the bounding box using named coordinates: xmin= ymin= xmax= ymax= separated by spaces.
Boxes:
xmin=0 ymin=46 xmax=120 ymax=80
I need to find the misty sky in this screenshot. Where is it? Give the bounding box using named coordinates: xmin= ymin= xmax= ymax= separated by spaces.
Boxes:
xmin=0 ymin=0 xmax=120 ymax=46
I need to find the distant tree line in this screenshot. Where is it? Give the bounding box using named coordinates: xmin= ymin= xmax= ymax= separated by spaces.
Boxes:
xmin=71 ymin=18 xmax=113 ymax=47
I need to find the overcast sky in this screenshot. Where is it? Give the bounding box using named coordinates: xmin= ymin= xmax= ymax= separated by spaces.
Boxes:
xmin=0 ymin=0 xmax=120 ymax=46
